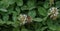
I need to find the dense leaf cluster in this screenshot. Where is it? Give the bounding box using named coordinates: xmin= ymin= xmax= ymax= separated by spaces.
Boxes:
xmin=0 ymin=0 xmax=60 ymax=31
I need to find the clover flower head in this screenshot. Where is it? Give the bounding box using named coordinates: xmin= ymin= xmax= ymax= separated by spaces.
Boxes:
xmin=48 ymin=7 xmax=59 ymax=20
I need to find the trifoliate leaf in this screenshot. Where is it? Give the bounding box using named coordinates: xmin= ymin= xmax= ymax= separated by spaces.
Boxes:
xmin=48 ymin=25 xmax=57 ymax=31
xmin=38 ymin=7 xmax=47 ymax=16
xmin=0 ymin=0 xmax=10 ymax=8
xmin=16 ymin=0 xmax=23 ymax=6
xmin=43 ymin=2 xmax=49 ymax=9
xmin=0 ymin=8 xmax=7 ymax=12
xmin=21 ymin=5 xmax=28 ymax=10
xmin=47 ymin=20 xmax=57 ymax=31
xmin=1 ymin=0 xmax=15 ymax=4
xmin=2 ymin=14 xmax=9 ymax=21
xmin=28 ymin=10 xmax=36 ymax=18
xmin=16 ymin=7 xmax=21 ymax=15
xmin=7 ymin=0 xmax=15 ymax=4
xmin=40 ymin=27 xmax=47 ymax=31
xmin=12 ymin=11 xmax=17 ymax=21
xmin=7 ymin=5 xmax=14 ymax=14
xmin=6 ymin=21 xmax=13 ymax=25
xmin=27 ymin=0 xmax=36 ymax=10
xmin=33 ymin=18 xmax=43 ymax=22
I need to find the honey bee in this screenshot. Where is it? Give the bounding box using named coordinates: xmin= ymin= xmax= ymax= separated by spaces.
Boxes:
xmin=48 ymin=7 xmax=59 ymax=20
xmin=18 ymin=14 xmax=32 ymax=26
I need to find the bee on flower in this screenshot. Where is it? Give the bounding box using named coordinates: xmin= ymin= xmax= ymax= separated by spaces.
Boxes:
xmin=48 ymin=7 xmax=59 ymax=20
xmin=18 ymin=14 xmax=32 ymax=26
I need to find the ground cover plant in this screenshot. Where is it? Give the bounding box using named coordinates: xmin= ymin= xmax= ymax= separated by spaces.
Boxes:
xmin=0 ymin=0 xmax=60 ymax=31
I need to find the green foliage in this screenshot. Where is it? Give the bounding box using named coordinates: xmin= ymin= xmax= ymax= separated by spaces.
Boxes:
xmin=43 ymin=1 xmax=50 ymax=9
xmin=27 ymin=0 xmax=36 ymax=10
xmin=0 ymin=8 xmax=7 ymax=12
xmin=56 ymin=1 xmax=60 ymax=8
xmin=16 ymin=0 xmax=23 ymax=6
xmin=38 ymin=7 xmax=47 ymax=16
xmin=0 ymin=0 xmax=60 ymax=31
xmin=28 ymin=10 xmax=36 ymax=18
xmin=33 ymin=18 xmax=43 ymax=22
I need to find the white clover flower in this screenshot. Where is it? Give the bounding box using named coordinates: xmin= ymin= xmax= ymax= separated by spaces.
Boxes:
xmin=48 ymin=7 xmax=59 ymax=20
xmin=18 ymin=14 xmax=32 ymax=26
xmin=18 ymin=14 xmax=27 ymax=25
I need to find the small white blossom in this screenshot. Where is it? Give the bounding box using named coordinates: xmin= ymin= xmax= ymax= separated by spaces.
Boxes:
xmin=18 ymin=14 xmax=27 ymax=25
xmin=48 ymin=7 xmax=59 ymax=20
xmin=18 ymin=14 xmax=32 ymax=26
